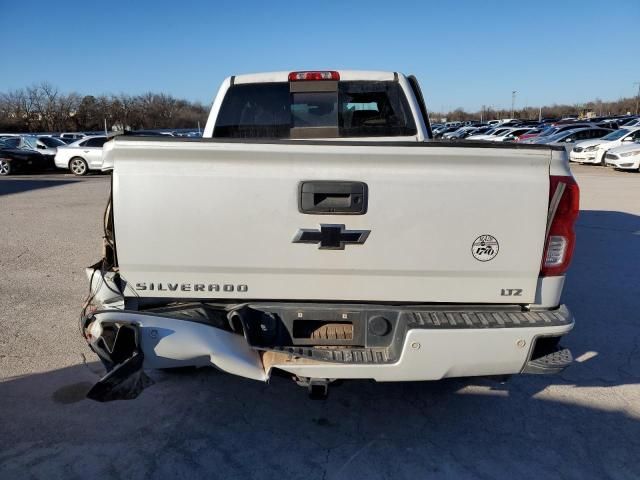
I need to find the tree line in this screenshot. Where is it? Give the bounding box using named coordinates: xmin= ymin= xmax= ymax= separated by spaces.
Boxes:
xmin=0 ymin=83 xmax=208 ymax=133
xmin=2 ymin=82 xmax=638 ymax=132
xmin=434 ymin=95 xmax=639 ymax=122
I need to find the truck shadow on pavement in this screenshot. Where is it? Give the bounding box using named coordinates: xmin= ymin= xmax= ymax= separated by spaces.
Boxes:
xmin=0 ymin=210 xmax=639 ymax=479
xmin=1 ymin=361 xmax=638 ymax=479
xmin=0 ymin=178 xmax=76 ymax=196
xmin=558 ymin=209 xmax=640 ymax=388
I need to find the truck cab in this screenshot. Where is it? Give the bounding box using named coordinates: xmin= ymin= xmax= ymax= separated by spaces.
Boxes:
xmin=203 ymin=70 xmax=432 ymax=141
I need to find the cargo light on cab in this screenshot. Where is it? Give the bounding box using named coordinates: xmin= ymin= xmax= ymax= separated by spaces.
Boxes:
xmin=288 ymin=71 xmax=340 ymax=81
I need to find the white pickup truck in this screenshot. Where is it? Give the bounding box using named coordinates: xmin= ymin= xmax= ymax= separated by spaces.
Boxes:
xmin=82 ymin=70 xmax=579 ymax=400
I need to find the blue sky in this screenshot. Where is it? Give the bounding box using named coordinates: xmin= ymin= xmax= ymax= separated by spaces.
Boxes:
xmin=1 ymin=0 xmax=638 ymax=112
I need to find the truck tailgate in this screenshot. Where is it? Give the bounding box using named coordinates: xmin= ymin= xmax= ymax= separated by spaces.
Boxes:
xmin=109 ymin=139 xmax=551 ymax=303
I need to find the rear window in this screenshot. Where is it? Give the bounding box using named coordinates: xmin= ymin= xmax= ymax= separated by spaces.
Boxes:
xmin=85 ymin=137 xmax=108 ymax=147
xmin=38 ymin=136 xmax=65 ymax=147
xmin=0 ymin=138 xmax=20 ymax=148
xmin=213 ymin=81 xmax=417 ymax=139
xmin=601 ymin=129 xmax=628 ymax=141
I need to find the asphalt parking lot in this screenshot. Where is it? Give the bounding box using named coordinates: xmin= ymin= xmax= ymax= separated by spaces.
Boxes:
xmin=0 ymin=166 xmax=639 ymax=479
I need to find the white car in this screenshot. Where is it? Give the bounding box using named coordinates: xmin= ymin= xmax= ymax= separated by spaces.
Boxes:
xmin=604 ymin=142 xmax=640 ymax=171
xmin=54 ymin=135 xmax=110 ymax=175
xmin=569 ymin=127 xmax=640 ymax=165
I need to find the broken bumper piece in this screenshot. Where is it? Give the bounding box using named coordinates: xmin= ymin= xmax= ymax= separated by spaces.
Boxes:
xmin=84 ymin=321 xmax=154 ymax=402
xmin=83 ymin=306 xmax=268 ymax=401
xmin=87 ymin=349 xmax=154 ymax=402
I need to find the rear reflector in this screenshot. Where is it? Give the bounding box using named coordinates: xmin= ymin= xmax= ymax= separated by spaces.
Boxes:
xmin=288 ymin=71 xmax=340 ymax=81
xmin=541 ymin=175 xmax=580 ymax=276
xmin=544 ymin=236 xmax=568 ymax=267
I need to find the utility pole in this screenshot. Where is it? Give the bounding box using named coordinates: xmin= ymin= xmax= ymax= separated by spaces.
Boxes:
xmin=635 ymin=82 xmax=640 ymax=115
xmin=511 ymin=91 xmax=517 ymax=118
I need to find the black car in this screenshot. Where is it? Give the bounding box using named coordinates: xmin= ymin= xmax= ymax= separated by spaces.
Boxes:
xmin=0 ymin=136 xmax=54 ymax=176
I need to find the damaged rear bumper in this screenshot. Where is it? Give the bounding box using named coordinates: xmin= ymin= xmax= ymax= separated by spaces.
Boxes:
xmin=87 ymin=308 xmax=268 ymax=381
xmin=82 ymin=302 xmax=574 ymax=400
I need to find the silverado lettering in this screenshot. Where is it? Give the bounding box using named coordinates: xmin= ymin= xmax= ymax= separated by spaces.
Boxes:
xmin=135 ymin=282 xmax=248 ymax=292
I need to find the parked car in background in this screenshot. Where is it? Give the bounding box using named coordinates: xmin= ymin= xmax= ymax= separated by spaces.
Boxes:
xmin=500 ymin=119 xmax=523 ymax=127
xmin=54 ymin=135 xmax=111 ymax=175
xmin=621 ymin=117 xmax=640 ymax=127
xmin=0 ymin=135 xmax=53 ymax=175
xmin=532 ymin=127 xmax=612 ymax=153
xmin=430 ymin=125 xmax=447 ymax=136
xmin=442 ymin=126 xmax=476 ymax=139
xmin=595 ymin=120 xmax=622 ymax=130
xmin=433 ymin=125 xmax=461 ymax=139
xmin=121 ymin=130 xmax=171 ymax=137
xmin=518 ymin=130 xmax=545 ymax=142
xmin=520 ymin=123 xmax=596 ymax=143
xmin=466 ymin=127 xmax=512 ymax=141
xmin=569 ymin=127 xmax=640 ymax=165
xmin=485 ymin=127 xmax=535 ymax=142
xmin=55 ymin=137 xmax=79 ymax=144
xmin=58 ymin=132 xmax=87 ymax=142
xmin=490 ymin=118 xmax=516 ymax=125
xmin=183 ymin=131 xmax=203 ymax=138
xmin=513 ymin=127 xmax=544 ymax=141
xmin=449 ymin=125 xmax=493 ymax=139
xmin=604 ymin=141 xmax=640 ymax=171
xmin=37 ymin=136 xmax=66 ymax=156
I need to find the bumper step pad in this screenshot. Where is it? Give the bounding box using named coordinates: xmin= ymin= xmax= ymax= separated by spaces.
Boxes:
xmin=523 ymin=347 xmax=573 ymax=374
xmin=269 ymin=346 xmax=391 ymax=364
xmin=408 ymin=309 xmax=570 ymax=329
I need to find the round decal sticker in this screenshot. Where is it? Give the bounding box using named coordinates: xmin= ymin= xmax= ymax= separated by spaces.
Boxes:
xmin=472 ymin=235 xmax=499 ymax=262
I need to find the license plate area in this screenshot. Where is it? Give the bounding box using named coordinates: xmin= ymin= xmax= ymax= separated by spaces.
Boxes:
xmin=285 ymin=309 xmax=363 ymax=346
xmin=293 ymin=320 xmax=354 ymax=342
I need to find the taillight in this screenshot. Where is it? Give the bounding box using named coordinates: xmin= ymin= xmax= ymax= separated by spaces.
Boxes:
xmin=288 ymin=71 xmax=340 ymax=81
xmin=541 ymin=175 xmax=580 ymax=276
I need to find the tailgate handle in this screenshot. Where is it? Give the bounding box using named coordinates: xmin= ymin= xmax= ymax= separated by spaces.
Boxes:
xmin=299 ymin=181 xmax=368 ymax=215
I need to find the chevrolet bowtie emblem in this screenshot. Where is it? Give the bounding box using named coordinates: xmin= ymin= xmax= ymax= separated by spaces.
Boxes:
xmin=293 ymin=224 xmax=370 ymax=250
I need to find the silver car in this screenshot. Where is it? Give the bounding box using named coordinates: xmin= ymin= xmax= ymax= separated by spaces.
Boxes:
xmin=531 ymin=127 xmax=613 ymax=153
